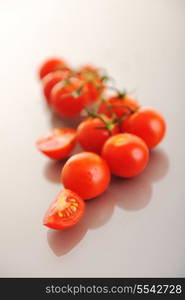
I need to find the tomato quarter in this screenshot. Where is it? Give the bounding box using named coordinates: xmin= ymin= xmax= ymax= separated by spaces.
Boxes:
xmin=43 ymin=189 xmax=85 ymax=229
xmin=39 ymin=58 xmax=69 ymax=79
xmin=61 ymin=152 xmax=111 ymax=200
xmin=77 ymin=117 xmax=119 ymax=154
xmin=102 ymin=133 xmax=149 ymax=178
xmin=36 ymin=128 xmax=77 ymax=160
xmin=122 ymin=108 xmax=166 ymax=148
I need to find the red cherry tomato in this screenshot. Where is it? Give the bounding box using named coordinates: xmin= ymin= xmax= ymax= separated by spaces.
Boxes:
xmin=50 ymin=77 xmax=87 ymax=117
xmin=122 ymin=108 xmax=166 ymax=148
xmin=61 ymin=152 xmax=111 ymax=200
xmin=43 ymin=189 xmax=85 ymax=230
xmin=78 ymin=65 xmax=104 ymax=103
xmin=77 ymin=117 xmax=119 ymax=154
xmin=102 ymin=133 xmax=149 ymax=178
xmin=39 ymin=58 xmax=69 ymax=79
xmin=42 ymin=70 xmax=70 ymax=104
xmin=99 ymin=94 xmax=138 ymax=118
xmin=36 ymin=128 xmax=77 ymax=160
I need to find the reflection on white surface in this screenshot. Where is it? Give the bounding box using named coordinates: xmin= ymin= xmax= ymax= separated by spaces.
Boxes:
xmin=0 ymin=0 xmax=184 ymax=277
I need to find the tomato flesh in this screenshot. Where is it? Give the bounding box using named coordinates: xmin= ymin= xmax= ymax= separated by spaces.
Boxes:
xmin=36 ymin=128 xmax=77 ymax=160
xmin=43 ymin=189 xmax=85 ymax=229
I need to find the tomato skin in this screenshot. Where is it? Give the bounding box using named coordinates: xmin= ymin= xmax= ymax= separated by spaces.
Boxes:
xmin=39 ymin=58 xmax=69 ymax=79
xmin=98 ymin=95 xmax=138 ymax=118
xmin=36 ymin=128 xmax=77 ymax=160
xmin=78 ymin=65 xmax=104 ymax=103
xmin=50 ymin=77 xmax=87 ymax=117
xmin=61 ymin=152 xmax=111 ymax=200
xmin=43 ymin=189 xmax=85 ymax=230
xmin=102 ymin=133 xmax=149 ymax=178
xmin=42 ymin=70 xmax=70 ymax=104
xmin=77 ymin=117 xmax=119 ymax=154
xmin=122 ymin=108 xmax=166 ymax=148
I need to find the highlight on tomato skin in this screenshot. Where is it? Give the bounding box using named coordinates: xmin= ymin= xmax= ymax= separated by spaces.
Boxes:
xmin=39 ymin=57 xmax=69 ymax=79
xmin=42 ymin=70 xmax=70 ymax=104
xmin=102 ymin=133 xmax=149 ymax=178
xmin=43 ymin=189 xmax=85 ymax=230
xmin=36 ymin=128 xmax=77 ymax=160
xmin=121 ymin=107 xmax=166 ymax=149
xmin=61 ymin=152 xmax=111 ymax=200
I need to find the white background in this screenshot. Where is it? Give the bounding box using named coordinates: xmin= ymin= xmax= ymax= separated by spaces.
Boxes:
xmin=0 ymin=0 xmax=185 ymax=277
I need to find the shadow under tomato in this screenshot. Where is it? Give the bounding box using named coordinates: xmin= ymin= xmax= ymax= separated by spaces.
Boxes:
xmin=47 ymin=189 xmax=115 ymax=256
xmin=43 ymin=144 xmax=83 ymax=184
xmin=144 ymin=148 xmax=170 ymax=182
xmin=44 ymin=159 xmax=67 ymax=184
xmin=47 ymin=148 xmax=169 ymax=256
xmin=47 ymin=221 xmax=87 ymax=256
xmin=110 ymin=148 xmax=169 ymax=211
xmin=50 ymin=113 xmax=84 ymax=129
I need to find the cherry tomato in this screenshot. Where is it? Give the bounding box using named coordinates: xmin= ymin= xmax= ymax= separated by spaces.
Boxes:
xmin=42 ymin=70 xmax=70 ymax=104
xmin=43 ymin=189 xmax=85 ymax=229
xmin=98 ymin=94 xmax=138 ymax=118
xmin=77 ymin=117 xmax=119 ymax=154
xmin=122 ymin=108 xmax=166 ymax=148
xmin=61 ymin=152 xmax=111 ymax=200
xmin=102 ymin=133 xmax=149 ymax=178
xmin=36 ymin=128 xmax=77 ymax=160
xmin=78 ymin=65 xmax=104 ymax=103
xmin=50 ymin=77 xmax=87 ymax=117
xmin=39 ymin=58 xmax=69 ymax=79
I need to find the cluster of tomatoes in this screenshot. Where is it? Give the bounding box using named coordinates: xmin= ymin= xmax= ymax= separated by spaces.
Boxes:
xmin=36 ymin=57 xmax=166 ymax=230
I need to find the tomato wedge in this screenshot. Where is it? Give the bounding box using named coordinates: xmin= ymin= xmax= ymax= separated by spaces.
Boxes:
xmin=36 ymin=128 xmax=77 ymax=160
xmin=43 ymin=189 xmax=85 ymax=229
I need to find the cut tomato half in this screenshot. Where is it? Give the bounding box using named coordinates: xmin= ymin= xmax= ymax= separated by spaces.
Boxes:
xmin=43 ymin=189 xmax=85 ymax=229
xmin=36 ymin=128 xmax=77 ymax=160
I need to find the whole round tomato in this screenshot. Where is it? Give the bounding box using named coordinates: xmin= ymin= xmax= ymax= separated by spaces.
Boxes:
xmin=102 ymin=133 xmax=149 ymax=178
xmin=98 ymin=94 xmax=138 ymax=119
xmin=61 ymin=152 xmax=111 ymax=200
xmin=122 ymin=108 xmax=166 ymax=148
xmin=42 ymin=70 xmax=70 ymax=104
xmin=36 ymin=128 xmax=77 ymax=160
xmin=78 ymin=65 xmax=105 ymax=103
xmin=50 ymin=77 xmax=87 ymax=117
xmin=77 ymin=117 xmax=119 ymax=154
xmin=39 ymin=57 xmax=69 ymax=79
xmin=43 ymin=189 xmax=85 ymax=229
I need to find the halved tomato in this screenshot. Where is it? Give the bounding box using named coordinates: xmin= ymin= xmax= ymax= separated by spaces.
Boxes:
xmin=36 ymin=128 xmax=77 ymax=160
xmin=43 ymin=189 xmax=85 ymax=229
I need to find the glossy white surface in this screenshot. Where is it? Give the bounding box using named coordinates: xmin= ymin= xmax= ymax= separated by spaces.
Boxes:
xmin=0 ymin=0 xmax=185 ymax=277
